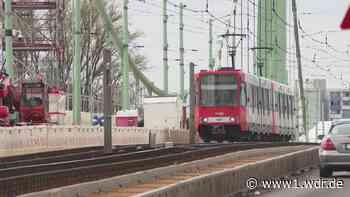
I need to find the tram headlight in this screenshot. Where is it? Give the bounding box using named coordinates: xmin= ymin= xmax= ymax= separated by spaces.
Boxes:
xmin=202 ymin=118 xmax=208 ymax=123
xmin=229 ymin=117 xmax=235 ymax=122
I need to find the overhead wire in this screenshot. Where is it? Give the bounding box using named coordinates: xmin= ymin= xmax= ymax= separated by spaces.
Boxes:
xmin=133 ymin=0 xmax=350 ymax=86
xmin=275 ymin=43 xmax=350 ymax=85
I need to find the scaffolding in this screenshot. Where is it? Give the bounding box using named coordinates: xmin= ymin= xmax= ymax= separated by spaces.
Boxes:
xmin=2 ymin=0 xmax=64 ymax=86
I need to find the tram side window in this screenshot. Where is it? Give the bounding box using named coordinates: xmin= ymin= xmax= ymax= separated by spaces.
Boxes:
xmin=276 ymin=93 xmax=278 ymax=114
xmin=264 ymin=88 xmax=267 ymax=112
xmin=284 ymin=95 xmax=287 ymax=118
xmin=253 ymin=86 xmax=256 ymax=109
xmin=271 ymin=89 xmax=274 ymax=111
xmin=250 ymin=86 xmax=253 ymax=107
xmin=240 ymin=83 xmax=247 ymax=106
xmin=290 ymin=96 xmax=294 ymax=117
xmin=290 ymin=96 xmax=294 ymax=116
xmin=255 ymin=86 xmax=258 ymax=109
xmin=255 ymin=86 xmax=258 ymax=110
xmin=261 ymin=88 xmax=264 ymax=113
xmin=290 ymin=96 xmax=295 ymax=119
xmin=256 ymin=86 xmax=259 ymax=112
xmin=259 ymin=87 xmax=263 ymax=112
xmin=264 ymin=88 xmax=267 ymax=111
xmin=278 ymin=93 xmax=282 ymax=117
xmin=289 ymin=96 xmax=292 ymax=119
xmin=276 ymin=93 xmax=278 ymax=115
xmin=286 ymin=95 xmax=290 ymax=119
xmin=286 ymin=95 xmax=289 ymax=118
xmin=194 ymin=80 xmax=198 ymax=105
xmin=290 ymin=96 xmax=292 ymax=118
xmin=265 ymin=88 xmax=268 ymax=114
xmin=274 ymin=92 xmax=277 ymax=112
xmin=256 ymin=87 xmax=262 ymax=113
xmin=250 ymin=85 xmax=255 ymax=112
xmin=280 ymin=93 xmax=283 ymax=117
xmin=252 ymin=86 xmax=255 ymax=110
xmin=282 ymin=94 xmax=285 ymax=118
xmin=281 ymin=94 xmax=284 ymax=118
xmin=266 ymin=89 xmax=270 ymax=112
xmin=283 ymin=94 xmax=286 ymax=118
xmin=247 ymin=85 xmax=251 ymax=107
xmin=292 ymin=97 xmax=295 ymax=116
xmin=262 ymin=88 xmax=265 ymax=114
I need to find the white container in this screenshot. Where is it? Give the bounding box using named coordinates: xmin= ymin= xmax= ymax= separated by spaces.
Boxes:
xmin=143 ymin=96 xmax=184 ymax=129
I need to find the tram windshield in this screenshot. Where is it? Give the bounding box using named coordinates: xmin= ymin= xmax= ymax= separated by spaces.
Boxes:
xmin=21 ymin=83 xmax=44 ymax=107
xmin=200 ymin=74 xmax=237 ymax=107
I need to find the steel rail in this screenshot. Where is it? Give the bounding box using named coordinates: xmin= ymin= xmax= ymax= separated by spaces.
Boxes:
xmin=0 ymin=144 xmax=151 ymax=169
xmin=0 ymin=147 xmax=187 ymax=178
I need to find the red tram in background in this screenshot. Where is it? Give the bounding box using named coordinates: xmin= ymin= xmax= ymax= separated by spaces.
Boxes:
xmin=195 ymin=68 xmax=296 ymax=142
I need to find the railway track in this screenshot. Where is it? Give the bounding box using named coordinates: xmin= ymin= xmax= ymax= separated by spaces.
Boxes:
xmin=0 ymin=142 xmax=316 ymax=196
xmin=90 ymin=147 xmax=304 ymax=197
xmin=0 ymin=144 xmax=151 ymax=169
xmin=0 ymin=146 xmax=102 ymax=163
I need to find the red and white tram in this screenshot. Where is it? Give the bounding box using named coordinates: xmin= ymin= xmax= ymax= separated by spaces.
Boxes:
xmin=195 ymin=68 xmax=295 ymax=142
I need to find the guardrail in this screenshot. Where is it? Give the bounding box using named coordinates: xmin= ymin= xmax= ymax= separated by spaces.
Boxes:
xmin=0 ymin=126 xmax=189 ymax=154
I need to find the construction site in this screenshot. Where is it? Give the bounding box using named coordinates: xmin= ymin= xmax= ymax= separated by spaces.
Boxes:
xmin=0 ymin=0 xmax=150 ymax=127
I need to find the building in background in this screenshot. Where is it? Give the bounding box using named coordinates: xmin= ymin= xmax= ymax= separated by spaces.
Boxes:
xmin=329 ymin=89 xmax=350 ymax=119
xmin=304 ymin=79 xmax=329 ymax=131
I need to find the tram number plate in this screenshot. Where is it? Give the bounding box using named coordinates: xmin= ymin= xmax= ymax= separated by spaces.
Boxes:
xmin=208 ymin=117 xmax=230 ymax=123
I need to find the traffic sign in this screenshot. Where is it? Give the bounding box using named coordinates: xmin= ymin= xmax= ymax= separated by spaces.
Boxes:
xmin=341 ymin=7 xmax=350 ymax=30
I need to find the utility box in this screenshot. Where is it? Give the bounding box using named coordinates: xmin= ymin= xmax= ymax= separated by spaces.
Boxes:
xmin=143 ymin=96 xmax=184 ymax=129
xmin=116 ymin=110 xmax=138 ymax=127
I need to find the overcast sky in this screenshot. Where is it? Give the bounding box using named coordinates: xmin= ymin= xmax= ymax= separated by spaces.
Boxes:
xmin=126 ymin=0 xmax=350 ymax=92
xmin=1 ymin=0 xmax=350 ymax=91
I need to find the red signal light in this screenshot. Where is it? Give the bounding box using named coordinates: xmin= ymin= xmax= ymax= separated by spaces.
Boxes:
xmin=341 ymin=7 xmax=350 ymax=30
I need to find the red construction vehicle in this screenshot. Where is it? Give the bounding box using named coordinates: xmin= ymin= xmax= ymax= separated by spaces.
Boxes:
xmin=0 ymin=72 xmax=50 ymax=126
xmin=20 ymin=80 xmax=50 ymax=124
xmin=0 ymin=72 xmax=11 ymax=126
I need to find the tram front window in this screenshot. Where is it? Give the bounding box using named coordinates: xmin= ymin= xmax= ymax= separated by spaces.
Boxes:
xmin=21 ymin=87 xmax=44 ymax=107
xmin=200 ymin=75 xmax=237 ymax=107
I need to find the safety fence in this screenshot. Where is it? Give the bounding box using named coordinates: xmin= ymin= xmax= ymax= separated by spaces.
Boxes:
xmin=0 ymin=126 xmax=189 ymax=155
xmin=65 ymin=94 xmax=106 ymax=113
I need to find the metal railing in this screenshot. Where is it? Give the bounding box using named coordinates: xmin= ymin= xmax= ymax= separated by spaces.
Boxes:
xmin=65 ymin=94 xmax=105 ymax=113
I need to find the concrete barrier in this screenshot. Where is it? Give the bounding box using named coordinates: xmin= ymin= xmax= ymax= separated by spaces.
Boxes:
xmin=0 ymin=126 xmax=189 ymax=155
xmin=138 ymin=147 xmax=319 ymax=197
xmin=19 ymin=146 xmax=318 ymax=197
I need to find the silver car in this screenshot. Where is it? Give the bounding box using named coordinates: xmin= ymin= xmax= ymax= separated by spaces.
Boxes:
xmin=319 ymin=123 xmax=350 ymax=177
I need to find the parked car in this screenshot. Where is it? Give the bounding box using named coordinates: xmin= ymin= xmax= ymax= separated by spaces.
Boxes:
xmin=319 ymin=122 xmax=350 ymax=177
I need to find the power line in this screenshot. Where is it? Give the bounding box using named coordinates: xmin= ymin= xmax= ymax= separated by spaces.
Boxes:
xmin=133 ymin=0 xmax=300 ymax=78
xmin=298 ymin=21 xmax=350 ymax=57
xmin=275 ymin=44 xmax=350 ymax=84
